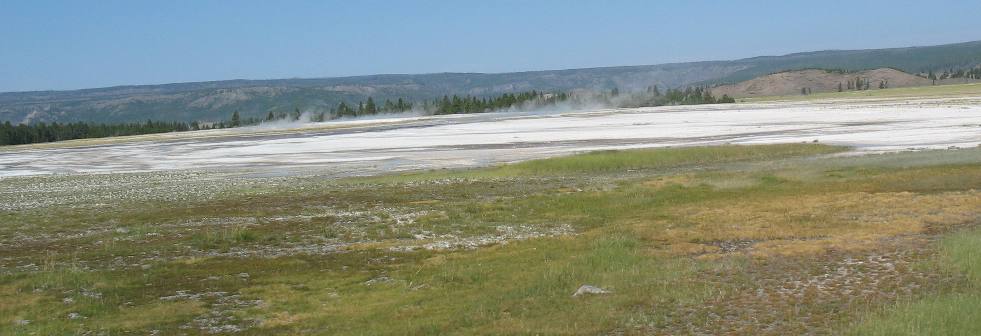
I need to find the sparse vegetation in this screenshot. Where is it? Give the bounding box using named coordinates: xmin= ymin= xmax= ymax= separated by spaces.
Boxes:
xmin=2 ymin=143 xmax=980 ymax=334
xmin=744 ymin=82 xmax=981 ymax=102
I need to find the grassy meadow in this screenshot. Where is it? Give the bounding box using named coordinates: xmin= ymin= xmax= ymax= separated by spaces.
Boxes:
xmin=1 ymin=143 xmax=980 ymax=335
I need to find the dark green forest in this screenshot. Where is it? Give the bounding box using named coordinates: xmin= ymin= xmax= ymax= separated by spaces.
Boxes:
xmin=0 ymin=120 xmax=238 ymax=146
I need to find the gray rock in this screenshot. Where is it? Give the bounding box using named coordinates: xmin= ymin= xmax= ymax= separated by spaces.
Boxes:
xmin=363 ymin=276 xmax=394 ymax=286
xmin=573 ymin=285 xmax=611 ymax=297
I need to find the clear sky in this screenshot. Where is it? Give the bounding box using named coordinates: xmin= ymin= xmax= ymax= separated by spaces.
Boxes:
xmin=2 ymin=0 xmax=980 ymax=92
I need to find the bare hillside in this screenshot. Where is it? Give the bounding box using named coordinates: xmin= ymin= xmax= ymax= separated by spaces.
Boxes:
xmin=711 ymin=68 xmax=936 ymax=97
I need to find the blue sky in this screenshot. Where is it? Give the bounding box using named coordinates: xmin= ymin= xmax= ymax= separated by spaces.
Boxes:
xmin=2 ymin=0 xmax=980 ymax=92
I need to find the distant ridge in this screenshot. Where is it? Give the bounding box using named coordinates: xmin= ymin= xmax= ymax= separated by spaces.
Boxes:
xmin=3 ymin=40 xmax=981 ymax=124
xmin=710 ymin=68 xmax=943 ymax=97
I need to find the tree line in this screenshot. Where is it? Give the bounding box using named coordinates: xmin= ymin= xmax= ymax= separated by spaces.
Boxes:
xmin=334 ymin=97 xmax=414 ymax=118
xmin=2 ymin=87 xmax=735 ymax=146
xmin=431 ymin=91 xmax=568 ymax=115
xmin=0 ymin=119 xmax=243 ymax=146
xmin=656 ymin=86 xmax=736 ymax=105
xmin=608 ymin=85 xmax=735 ymax=107
xmin=926 ymin=67 xmax=981 ymax=80
xmin=260 ymin=92 xmax=564 ymax=120
xmin=834 ymin=76 xmax=883 ymax=92
xmin=255 ymin=98 xmax=416 ymax=123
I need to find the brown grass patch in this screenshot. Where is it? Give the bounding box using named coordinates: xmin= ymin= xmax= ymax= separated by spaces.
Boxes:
xmin=261 ymin=311 xmax=307 ymax=328
xmin=241 ymin=283 xmax=316 ymax=328
xmin=643 ymin=174 xmax=698 ymax=189
xmin=663 ymin=242 xmax=722 ymax=255
xmin=0 ymin=285 xmax=41 ymax=323
xmin=651 ymin=190 xmax=980 ymax=256
xmin=408 ymin=200 xmax=441 ymax=205
xmin=94 ymin=301 xmax=206 ymax=330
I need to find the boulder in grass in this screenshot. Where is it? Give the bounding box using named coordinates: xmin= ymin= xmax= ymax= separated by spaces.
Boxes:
xmin=573 ymin=285 xmax=610 ymax=297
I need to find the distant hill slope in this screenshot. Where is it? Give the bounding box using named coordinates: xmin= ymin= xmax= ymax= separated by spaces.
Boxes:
xmin=710 ymin=68 xmax=938 ymax=97
xmin=706 ymin=40 xmax=981 ymax=85
xmin=4 ymin=40 xmax=981 ymax=124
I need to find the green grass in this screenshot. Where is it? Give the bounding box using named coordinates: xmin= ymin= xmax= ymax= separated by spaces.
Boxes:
xmin=190 ymin=226 xmax=262 ymax=250
xmin=245 ymin=234 xmax=710 ymax=334
xmin=3 ymin=144 xmax=981 ymax=334
xmin=497 ymin=143 xmax=843 ymax=175
xmin=359 ymin=143 xmax=845 ymax=183
xmin=850 ymin=294 xmax=981 ymax=336
xmin=848 ymin=229 xmax=981 ymax=336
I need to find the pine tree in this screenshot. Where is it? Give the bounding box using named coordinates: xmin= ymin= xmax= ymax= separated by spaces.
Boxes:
xmin=230 ymin=111 xmax=241 ymax=127
xmin=438 ymin=96 xmax=451 ymax=114
xmin=365 ymin=97 xmax=377 ymax=115
xmin=0 ymin=121 xmax=11 ymax=145
xmin=336 ymin=102 xmax=354 ymax=117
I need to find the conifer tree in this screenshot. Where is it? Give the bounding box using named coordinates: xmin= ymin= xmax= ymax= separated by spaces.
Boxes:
xmin=365 ymin=97 xmax=377 ymax=114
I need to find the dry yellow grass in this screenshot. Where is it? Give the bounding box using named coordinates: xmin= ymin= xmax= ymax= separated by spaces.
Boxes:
xmin=653 ymin=190 xmax=980 ymax=257
xmin=0 ymin=285 xmax=41 ymax=324
xmin=92 ymin=301 xmax=207 ymax=330
xmin=664 ymin=241 xmax=722 ymax=255
xmin=261 ymin=311 xmax=306 ymax=328
xmin=642 ymin=174 xmax=698 ymax=188
xmin=241 ymin=284 xmax=314 ymax=328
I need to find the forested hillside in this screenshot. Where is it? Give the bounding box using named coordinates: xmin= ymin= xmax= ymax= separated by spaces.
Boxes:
xmin=3 ymin=40 xmax=981 ymax=124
